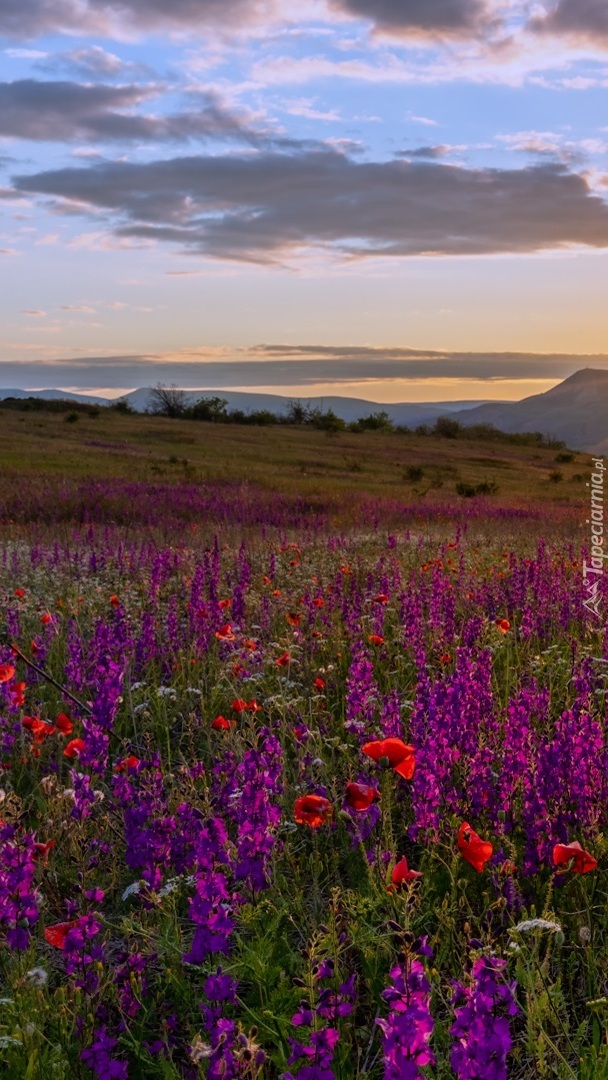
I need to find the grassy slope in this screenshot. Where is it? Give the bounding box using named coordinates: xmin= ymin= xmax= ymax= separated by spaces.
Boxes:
xmin=0 ymin=406 xmax=589 ymax=506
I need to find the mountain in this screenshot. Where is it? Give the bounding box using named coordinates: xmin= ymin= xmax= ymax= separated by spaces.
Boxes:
xmin=0 ymin=388 xmax=107 ymax=405
xmin=118 ymin=387 xmax=496 ymax=425
xmin=454 ymin=368 xmax=608 ymax=452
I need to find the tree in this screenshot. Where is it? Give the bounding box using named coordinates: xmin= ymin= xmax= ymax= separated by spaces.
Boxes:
xmin=285 ymin=400 xmax=311 ymax=425
xmin=186 ymin=396 xmax=228 ymax=422
xmin=148 ymin=384 xmax=188 ymax=418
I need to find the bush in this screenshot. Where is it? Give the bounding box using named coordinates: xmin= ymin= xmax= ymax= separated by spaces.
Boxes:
xmin=433 ymin=416 xmax=462 ymax=439
xmin=404 ymin=465 xmax=424 ymax=483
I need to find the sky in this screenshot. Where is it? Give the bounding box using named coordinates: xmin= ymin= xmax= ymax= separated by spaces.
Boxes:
xmin=2 ymin=0 xmax=608 ymax=402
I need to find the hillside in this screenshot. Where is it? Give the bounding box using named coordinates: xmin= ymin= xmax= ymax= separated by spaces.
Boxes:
xmin=456 ymin=368 xmax=608 ymax=452
xmin=0 ymin=400 xmax=587 ymax=515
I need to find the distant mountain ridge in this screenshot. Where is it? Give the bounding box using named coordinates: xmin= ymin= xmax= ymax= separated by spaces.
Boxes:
xmin=1 ymin=370 xmax=606 ymax=451
xmin=0 ymin=386 xmax=498 ymax=427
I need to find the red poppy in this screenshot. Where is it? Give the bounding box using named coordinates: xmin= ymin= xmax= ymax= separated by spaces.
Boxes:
xmin=345 ymin=782 xmax=380 ymax=811
xmin=44 ymin=919 xmax=79 ymax=949
xmin=553 ymin=841 xmax=597 ymax=874
xmin=14 ymin=589 xmax=25 ymax=598
xmin=247 ymin=699 xmax=262 ymax=713
xmin=23 ymin=716 xmax=56 ymax=744
xmin=231 ymin=698 xmax=248 ymax=713
xmin=314 ymin=677 xmax=326 ymax=691
xmin=0 ymin=664 xmax=15 ymax=684
xmin=457 ymin=822 xmax=493 ymax=872
xmin=314 ymin=598 xmax=324 ymax=608
xmin=362 ymin=738 xmax=416 ymax=780
xmin=368 ymin=634 xmax=384 ymax=646
xmin=276 ymin=652 xmax=291 ymax=667
xmin=40 ymin=613 xmax=52 ymax=626
xmin=440 ymin=653 xmax=452 ymax=664
xmin=33 ymin=840 xmax=56 ymax=864
xmin=262 ymin=575 xmax=271 ymax=586
xmin=55 ymin=713 xmax=73 ymax=735
xmin=287 ymin=612 xmax=301 ymax=626
xmin=219 ymin=599 xmax=232 ymax=610
xmin=114 ymin=755 xmax=140 ymax=771
xmin=109 ymin=595 xmax=120 ymax=608
xmin=211 ymin=716 xmax=232 ymax=731
xmin=10 ymin=682 xmax=26 ymax=707
xmin=374 ymin=593 xmax=389 ymax=604
xmin=63 ymin=738 xmax=85 ymax=758
xmin=215 ymin=624 xmax=235 ymax=641
xmin=497 ymin=619 xmax=511 ymax=633
xmin=294 ymin=794 xmax=332 ymax=828
xmin=391 ymin=856 xmax=422 ymax=886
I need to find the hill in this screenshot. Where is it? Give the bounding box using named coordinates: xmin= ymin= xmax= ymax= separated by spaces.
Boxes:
xmin=455 ymin=368 xmax=608 ymax=452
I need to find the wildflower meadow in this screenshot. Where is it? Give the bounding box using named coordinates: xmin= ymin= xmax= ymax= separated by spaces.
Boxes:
xmin=0 ymin=440 xmax=606 ymax=1079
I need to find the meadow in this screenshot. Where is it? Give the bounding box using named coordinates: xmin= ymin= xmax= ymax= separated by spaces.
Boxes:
xmin=0 ymin=406 xmax=605 ymax=1079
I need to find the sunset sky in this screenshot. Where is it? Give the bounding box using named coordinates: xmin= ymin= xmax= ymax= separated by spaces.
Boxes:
xmin=2 ymin=0 xmax=608 ymax=401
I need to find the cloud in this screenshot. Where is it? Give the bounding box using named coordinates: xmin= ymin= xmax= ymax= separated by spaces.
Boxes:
xmin=0 ymin=80 xmax=276 ymax=145
xmin=400 ymin=144 xmax=451 ymax=158
xmin=0 ymin=0 xmax=272 ymax=39
xmin=12 ymin=147 xmax=608 ymax=263
xmin=327 ymin=0 xmax=496 ymax=38
xmin=47 ymin=45 xmax=151 ymax=79
xmin=529 ymin=0 xmax=608 ymax=45
xmin=0 ymin=348 xmax=606 ymax=391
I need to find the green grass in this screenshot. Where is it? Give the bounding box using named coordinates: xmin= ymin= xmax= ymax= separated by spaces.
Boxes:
xmin=0 ymin=405 xmax=589 ymax=506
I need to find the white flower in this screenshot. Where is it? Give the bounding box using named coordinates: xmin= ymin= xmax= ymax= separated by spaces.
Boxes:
xmin=0 ymin=1037 xmax=21 ymax=1049
xmin=122 ymin=881 xmax=142 ymax=901
xmin=509 ymin=918 xmax=562 ymax=935
xmin=26 ymin=968 xmax=48 ymax=987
